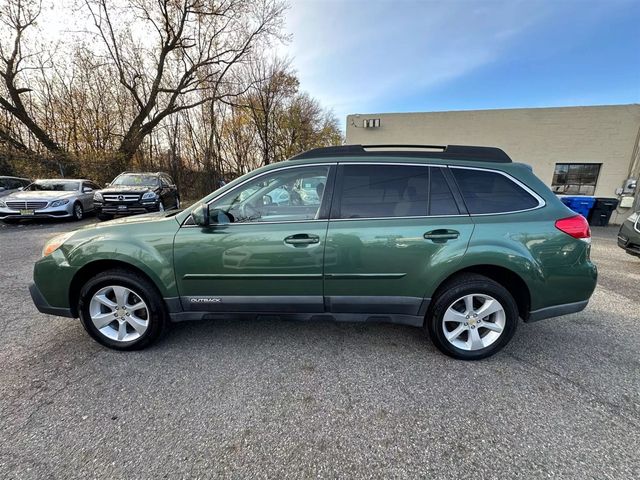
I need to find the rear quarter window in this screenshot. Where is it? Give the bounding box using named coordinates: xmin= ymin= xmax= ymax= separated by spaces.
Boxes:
xmin=451 ymin=168 xmax=540 ymax=214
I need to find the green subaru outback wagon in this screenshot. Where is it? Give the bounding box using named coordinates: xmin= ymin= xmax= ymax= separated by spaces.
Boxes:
xmin=30 ymin=145 xmax=597 ymax=360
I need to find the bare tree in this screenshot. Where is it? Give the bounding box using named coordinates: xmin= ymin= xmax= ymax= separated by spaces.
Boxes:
xmin=244 ymin=56 xmax=297 ymax=165
xmin=0 ymin=0 xmax=70 ymax=172
xmin=84 ymin=0 xmax=287 ymax=165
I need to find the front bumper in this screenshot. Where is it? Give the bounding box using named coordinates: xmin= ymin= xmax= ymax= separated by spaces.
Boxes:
xmin=95 ymin=200 xmax=160 ymax=216
xmin=29 ymin=283 xmax=74 ymax=318
xmin=617 ymin=220 xmax=640 ymax=257
xmin=0 ymin=204 xmax=74 ymax=219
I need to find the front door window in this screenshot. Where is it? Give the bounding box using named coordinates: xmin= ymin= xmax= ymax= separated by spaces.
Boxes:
xmin=210 ymin=165 xmax=330 ymax=223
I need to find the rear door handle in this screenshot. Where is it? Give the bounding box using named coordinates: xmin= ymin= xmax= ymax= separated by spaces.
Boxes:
xmin=423 ymin=229 xmax=460 ymax=242
xmin=284 ymin=234 xmax=320 ymax=246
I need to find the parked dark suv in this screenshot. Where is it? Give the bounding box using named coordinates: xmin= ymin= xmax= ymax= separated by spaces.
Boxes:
xmin=31 ymin=145 xmax=597 ymax=360
xmin=94 ymin=172 xmax=180 ymax=221
xmin=617 ymin=210 xmax=640 ymax=257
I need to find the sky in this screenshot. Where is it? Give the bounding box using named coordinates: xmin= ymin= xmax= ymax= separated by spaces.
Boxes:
xmin=281 ymin=0 xmax=640 ymax=124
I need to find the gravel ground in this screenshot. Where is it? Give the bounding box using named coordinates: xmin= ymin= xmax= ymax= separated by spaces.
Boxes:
xmin=0 ymin=219 xmax=639 ymax=479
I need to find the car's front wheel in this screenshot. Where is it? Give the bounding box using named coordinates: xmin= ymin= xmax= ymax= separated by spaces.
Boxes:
xmin=78 ymin=269 xmax=168 ymax=350
xmin=72 ymin=202 xmax=83 ymax=221
xmin=426 ymin=273 xmax=518 ymax=360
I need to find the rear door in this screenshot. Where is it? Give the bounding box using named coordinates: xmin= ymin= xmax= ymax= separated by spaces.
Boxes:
xmin=324 ymin=163 xmax=474 ymax=317
xmin=161 ymin=175 xmax=178 ymax=208
xmin=80 ymin=182 xmax=95 ymax=210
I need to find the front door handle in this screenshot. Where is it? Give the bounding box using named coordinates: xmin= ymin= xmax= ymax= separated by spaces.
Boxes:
xmin=423 ymin=229 xmax=460 ymax=242
xmin=284 ymin=234 xmax=320 ymax=246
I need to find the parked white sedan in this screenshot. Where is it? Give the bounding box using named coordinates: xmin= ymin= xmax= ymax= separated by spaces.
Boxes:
xmin=0 ymin=179 xmax=101 ymax=223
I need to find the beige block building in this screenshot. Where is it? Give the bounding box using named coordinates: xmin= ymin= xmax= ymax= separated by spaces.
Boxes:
xmin=346 ymin=104 xmax=640 ymax=224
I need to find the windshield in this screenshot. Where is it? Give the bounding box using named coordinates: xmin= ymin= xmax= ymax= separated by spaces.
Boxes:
xmin=111 ymin=174 xmax=159 ymax=187
xmin=26 ymin=181 xmax=79 ymax=192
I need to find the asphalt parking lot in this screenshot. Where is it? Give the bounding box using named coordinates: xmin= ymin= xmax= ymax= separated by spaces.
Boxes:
xmin=0 ymin=219 xmax=639 ymax=479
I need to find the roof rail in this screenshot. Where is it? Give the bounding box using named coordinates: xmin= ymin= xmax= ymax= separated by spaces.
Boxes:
xmin=289 ymin=144 xmax=512 ymax=163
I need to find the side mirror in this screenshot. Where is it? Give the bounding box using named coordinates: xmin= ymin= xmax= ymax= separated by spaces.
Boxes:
xmin=104 ymin=182 xmax=110 ymax=187
xmin=0 ymin=187 xmax=5 ymax=192
xmin=18 ymin=187 xmax=23 ymax=191
xmin=83 ymin=187 xmax=93 ymax=193
xmin=192 ymin=203 xmax=210 ymax=227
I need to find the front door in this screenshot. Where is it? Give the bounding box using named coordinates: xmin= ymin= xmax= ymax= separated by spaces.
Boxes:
xmin=174 ymin=164 xmax=335 ymax=313
xmin=324 ymin=164 xmax=474 ymax=317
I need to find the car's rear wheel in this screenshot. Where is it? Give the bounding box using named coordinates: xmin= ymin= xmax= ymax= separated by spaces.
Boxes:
xmin=72 ymin=202 xmax=83 ymax=221
xmin=78 ymin=269 xmax=168 ymax=350
xmin=426 ymin=273 xmax=518 ymax=360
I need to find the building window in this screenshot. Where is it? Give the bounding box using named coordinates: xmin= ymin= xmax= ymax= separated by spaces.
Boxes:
xmin=551 ymin=163 xmax=601 ymax=196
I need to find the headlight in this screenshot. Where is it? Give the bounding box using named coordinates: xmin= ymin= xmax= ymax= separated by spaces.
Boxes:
xmin=42 ymin=232 xmax=74 ymax=257
xmin=0 ymin=200 xmax=6 ymax=208
xmin=93 ymin=192 xmax=103 ymax=201
xmin=50 ymin=199 xmax=70 ymax=207
xmin=142 ymin=191 xmax=157 ymax=200
xmin=628 ymin=212 xmax=639 ymax=223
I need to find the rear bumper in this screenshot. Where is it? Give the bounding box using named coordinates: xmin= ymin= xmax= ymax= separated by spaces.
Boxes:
xmin=526 ymin=300 xmax=589 ymax=322
xmin=29 ymin=283 xmax=75 ymax=318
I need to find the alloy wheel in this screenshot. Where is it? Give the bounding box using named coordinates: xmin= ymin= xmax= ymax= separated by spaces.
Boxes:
xmin=74 ymin=203 xmax=83 ymax=219
xmin=442 ymin=294 xmax=506 ymax=351
xmin=89 ymin=285 xmax=149 ymax=342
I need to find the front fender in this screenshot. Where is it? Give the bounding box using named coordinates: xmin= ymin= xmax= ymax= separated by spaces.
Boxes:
xmin=33 ymin=217 xmax=179 ymax=309
xmin=66 ymin=234 xmax=177 ymax=297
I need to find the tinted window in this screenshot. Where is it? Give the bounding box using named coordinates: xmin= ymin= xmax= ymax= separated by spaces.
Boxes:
xmin=0 ymin=178 xmax=18 ymax=189
xmin=337 ymin=165 xmax=428 ymax=219
xmin=452 ymin=168 xmax=539 ymax=214
xmin=429 ymin=168 xmax=459 ymax=215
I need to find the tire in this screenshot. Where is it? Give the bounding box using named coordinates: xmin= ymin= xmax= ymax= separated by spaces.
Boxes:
xmin=425 ymin=273 xmax=518 ymax=360
xmin=97 ymin=213 xmax=113 ymax=221
xmin=72 ymin=202 xmax=83 ymax=221
xmin=175 ymin=196 xmax=180 ymax=209
xmin=158 ymin=201 xmax=165 ymax=212
xmin=78 ymin=268 xmax=168 ymax=350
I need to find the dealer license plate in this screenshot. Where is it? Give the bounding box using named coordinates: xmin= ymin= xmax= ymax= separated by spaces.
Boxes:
xmin=20 ymin=209 xmax=34 ymax=216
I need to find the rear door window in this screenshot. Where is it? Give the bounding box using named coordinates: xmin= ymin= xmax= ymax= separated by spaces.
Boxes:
xmin=451 ymin=168 xmax=539 ymax=214
xmin=336 ymin=165 xmax=428 ymax=219
xmin=429 ymin=168 xmax=459 ymax=215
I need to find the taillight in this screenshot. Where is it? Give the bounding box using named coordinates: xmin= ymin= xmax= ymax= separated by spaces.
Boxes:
xmin=555 ymin=215 xmax=591 ymax=240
